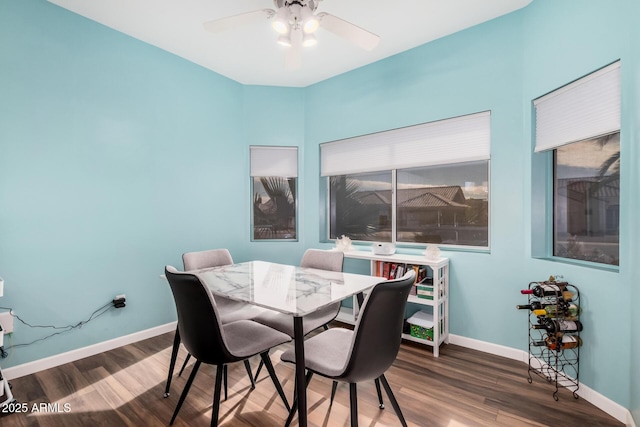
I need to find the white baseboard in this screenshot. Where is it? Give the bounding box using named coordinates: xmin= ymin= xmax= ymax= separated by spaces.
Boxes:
xmin=448 ymin=334 xmax=635 ymax=427
xmin=3 ymin=321 xmax=177 ymax=380
xmin=449 ymin=334 xmax=528 ymax=363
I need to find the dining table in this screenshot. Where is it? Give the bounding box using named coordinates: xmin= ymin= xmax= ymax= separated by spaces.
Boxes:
xmin=192 ymin=260 xmax=384 ymax=427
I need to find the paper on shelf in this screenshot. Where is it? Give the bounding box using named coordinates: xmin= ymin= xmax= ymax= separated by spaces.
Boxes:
xmin=407 ymin=310 xmax=434 ymax=329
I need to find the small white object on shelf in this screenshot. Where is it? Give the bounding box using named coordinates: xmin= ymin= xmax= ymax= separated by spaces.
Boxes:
xmin=335 ymin=235 xmax=354 ymax=252
xmin=424 ymin=245 xmax=441 ymax=260
xmin=372 ymin=242 xmax=395 ymax=255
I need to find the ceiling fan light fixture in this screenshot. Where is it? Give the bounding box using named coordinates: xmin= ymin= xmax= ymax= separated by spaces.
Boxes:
xmin=272 ymin=7 xmax=290 ymax=34
xmin=277 ymin=34 xmax=292 ymax=47
xmin=301 ymin=7 xmax=319 ymax=33
xmin=302 ymin=32 xmax=317 ymax=47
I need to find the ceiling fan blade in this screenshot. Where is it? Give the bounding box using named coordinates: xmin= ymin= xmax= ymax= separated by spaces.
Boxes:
xmin=317 ymin=12 xmax=380 ymax=51
xmin=203 ymin=9 xmax=275 ymax=34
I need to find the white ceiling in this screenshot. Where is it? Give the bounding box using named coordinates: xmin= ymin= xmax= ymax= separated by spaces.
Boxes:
xmin=47 ymin=0 xmax=532 ymax=88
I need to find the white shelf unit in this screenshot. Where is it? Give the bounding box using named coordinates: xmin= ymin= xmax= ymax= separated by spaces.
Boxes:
xmin=0 ymin=276 xmax=14 ymax=407
xmin=336 ymin=251 xmax=449 ymax=357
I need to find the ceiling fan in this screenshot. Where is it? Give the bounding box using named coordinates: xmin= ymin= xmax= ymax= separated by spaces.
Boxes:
xmin=203 ymin=0 xmax=380 ymax=67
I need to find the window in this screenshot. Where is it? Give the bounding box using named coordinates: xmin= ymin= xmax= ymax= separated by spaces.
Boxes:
xmin=329 ymin=171 xmax=392 ymax=242
xmin=397 ymin=162 xmax=488 ymax=246
xmin=534 ymin=61 xmax=620 ymax=266
xmin=323 ymin=112 xmax=490 ymax=248
xmin=553 ymin=133 xmax=620 ymax=265
xmin=250 ymin=146 xmax=298 ymax=241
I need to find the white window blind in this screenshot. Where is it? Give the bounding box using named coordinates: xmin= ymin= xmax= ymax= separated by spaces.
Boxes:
xmin=320 ymin=111 xmax=490 ymax=176
xmin=534 ymin=61 xmax=621 ymax=153
xmin=250 ymin=146 xmax=298 ymax=177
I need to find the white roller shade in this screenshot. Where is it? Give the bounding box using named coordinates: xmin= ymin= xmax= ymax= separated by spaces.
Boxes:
xmin=250 ymin=146 xmax=298 ymax=177
xmin=534 ymin=61 xmax=621 ymax=153
xmin=320 ymin=111 xmax=490 ymax=176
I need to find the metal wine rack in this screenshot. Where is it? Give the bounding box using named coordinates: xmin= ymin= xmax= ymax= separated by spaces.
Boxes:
xmin=526 ymin=280 xmax=580 ymax=401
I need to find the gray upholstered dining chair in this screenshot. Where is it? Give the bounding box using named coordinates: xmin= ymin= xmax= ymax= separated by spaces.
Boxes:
xmin=252 ymin=249 xmax=344 ymax=380
xmin=164 ymin=248 xmax=262 ymax=399
xmin=280 ymin=270 xmax=416 ymax=427
xmin=182 ymin=249 xmax=265 ymax=323
xmin=164 ymin=266 xmax=291 ymax=427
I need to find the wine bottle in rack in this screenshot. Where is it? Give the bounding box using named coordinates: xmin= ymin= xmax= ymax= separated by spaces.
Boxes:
xmin=516 ymin=301 xmax=554 ymax=311
xmin=530 ymin=334 xmax=582 ymax=350
xmin=548 ymin=334 xmax=582 ymax=350
xmin=532 ymin=303 xmax=581 ymax=319
xmin=520 ymin=281 xmax=570 ymax=296
xmin=521 ymin=286 xmax=574 ymax=300
xmin=531 ymin=318 xmax=583 ymax=333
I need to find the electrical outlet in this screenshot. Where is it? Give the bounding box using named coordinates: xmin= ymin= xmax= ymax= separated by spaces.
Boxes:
xmin=112 ymin=294 xmax=126 ymax=309
xmin=0 ymin=311 xmax=14 ymax=334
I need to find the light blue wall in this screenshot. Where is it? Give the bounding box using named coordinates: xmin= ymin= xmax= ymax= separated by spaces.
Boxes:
xmin=304 ymin=0 xmax=638 ymax=414
xmin=304 ymin=6 xmax=529 ymax=348
xmin=1 ymin=0 xmax=638 ymax=420
xmin=241 ymin=85 xmax=309 ymax=265
xmin=617 ymin=0 xmax=640 ymax=421
xmin=0 ymin=0 xmax=246 ymax=365
xmin=521 ymin=0 xmax=636 ymax=412
xmin=630 ymin=0 xmax=640 ymax=419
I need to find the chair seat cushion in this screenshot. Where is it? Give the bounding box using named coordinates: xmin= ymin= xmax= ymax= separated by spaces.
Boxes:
xmin=281 ymin=328 xmax=353 ymax=378
xmin=253 ymin=302 xmax=340 ymax=337
xmin=223 ymin=320 xmax=291 ymax=359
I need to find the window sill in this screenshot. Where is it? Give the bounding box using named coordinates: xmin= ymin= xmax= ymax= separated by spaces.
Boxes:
xmin=532 ymin=255 xmax=619 ymax=273
xmin=338 ymin=243 xmax=491 ymax=256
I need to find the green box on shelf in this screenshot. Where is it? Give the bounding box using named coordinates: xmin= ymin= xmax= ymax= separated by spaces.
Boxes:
xmin=416 ymin=284 xmax=434 ymax=300
xmin=410 ymin=323 xmax=434 ymax=341
xmin=407 ymin=310 xmax=435 ymax=341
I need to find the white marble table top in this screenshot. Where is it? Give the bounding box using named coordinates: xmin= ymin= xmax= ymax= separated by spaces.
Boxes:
xmin=192 ymin=260 xmax=384 ymax=317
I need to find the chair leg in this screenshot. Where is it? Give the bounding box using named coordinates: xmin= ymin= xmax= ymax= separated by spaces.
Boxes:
xmin=170 ymin=360 xmax=201 ymax=425
xmin=349 ymin=383 xmax=358 ymax=427
xmin=211 ymin=364 xmax=224 ymax=427
xmin=284 ymin=371 xmax=313 ymax=427
xmin=374 ymin=378 xmax=384 ymax=409
xmin=164 ymin=326 xmax=181 ymax=398
xmin=260 ymin=352 xmax=290 ymax=411
xmin=223 ymin=365 xmax=228 ymax=401
xmin=330 ymin=381 xmax=338 ymax=406
xmin=244 ymin=359 xmax=256 ymax=390
xmin=253 ymin=359 xmax=264 ymax=382
xmin=379 ymin=374 xmax=408 ymax=427
xmin=178 ymin=353 xmax=191 ymax=377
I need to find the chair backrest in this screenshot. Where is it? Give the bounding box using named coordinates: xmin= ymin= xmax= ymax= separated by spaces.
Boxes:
xmin=183 ymin=248 xmax=233 ymax=271
xmin=300 ymin=249 xmax=344 ymax=272
xmin=339 ymin=270 xmax=416 ymax=383
xmin=164 ymin=266 xmax=235 ymax=365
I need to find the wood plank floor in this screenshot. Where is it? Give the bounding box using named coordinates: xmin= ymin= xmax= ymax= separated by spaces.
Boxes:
xmin=0 ymin=329 xmax=623 ymax=427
